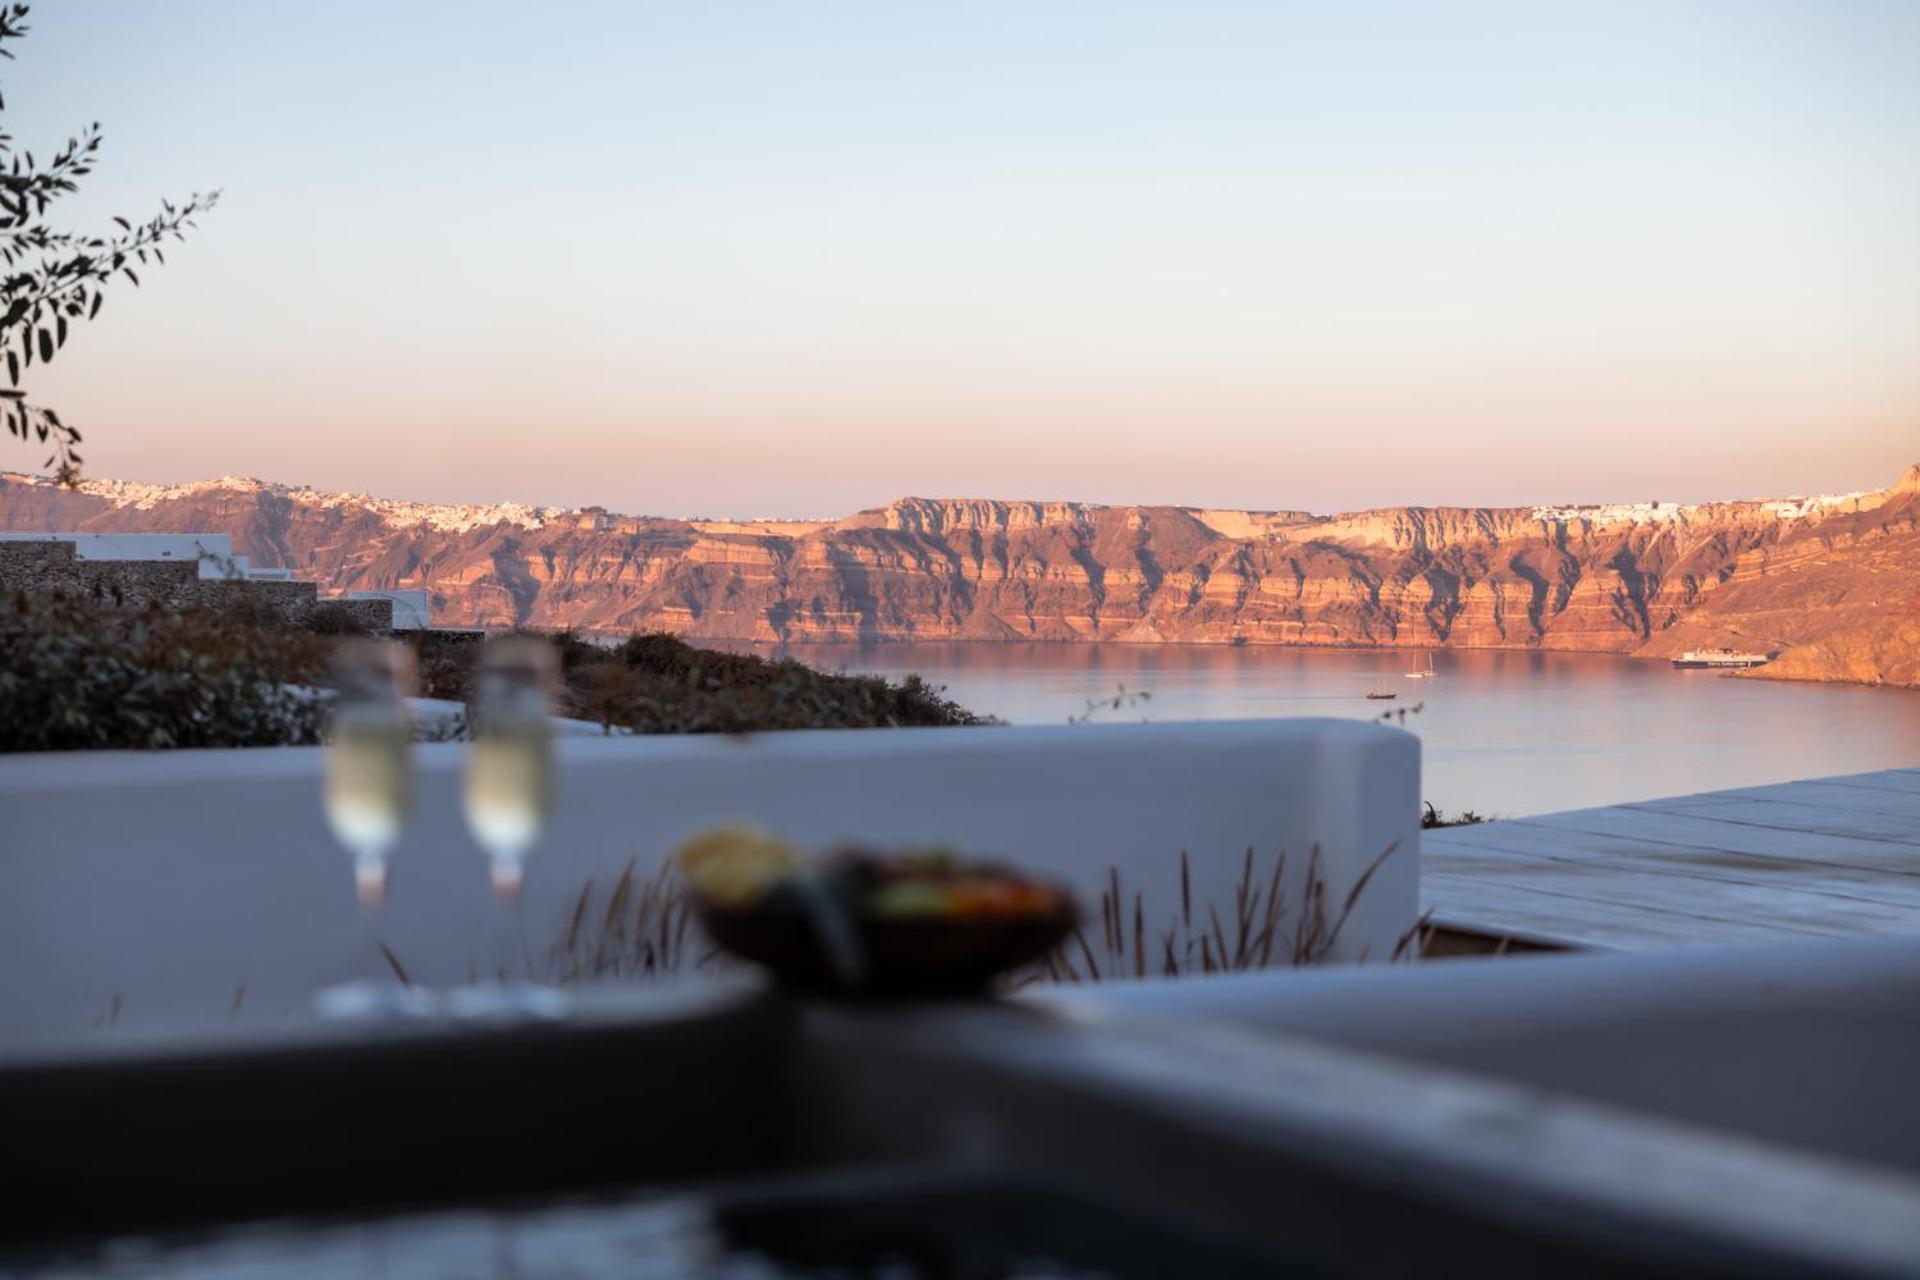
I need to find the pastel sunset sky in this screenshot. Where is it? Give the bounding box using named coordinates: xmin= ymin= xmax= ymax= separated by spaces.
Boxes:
xmin=9 ymin=1 xmax=1918 ymax=517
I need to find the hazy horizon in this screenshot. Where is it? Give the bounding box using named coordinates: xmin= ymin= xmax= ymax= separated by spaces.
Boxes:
xmin=7 ymin=2 xmax=1917 ymax=517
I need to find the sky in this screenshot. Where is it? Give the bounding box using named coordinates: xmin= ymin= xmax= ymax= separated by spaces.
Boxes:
xmin=5 ymin=1 xmax=1918 ymax=517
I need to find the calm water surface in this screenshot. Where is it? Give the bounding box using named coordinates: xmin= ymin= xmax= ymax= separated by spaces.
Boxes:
xmin=769 ymin=643 xmax=1920 ymax=817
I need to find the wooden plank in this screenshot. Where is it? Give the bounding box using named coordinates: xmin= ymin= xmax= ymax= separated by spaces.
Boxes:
xmin=1425 ymin=823 xmax=1920 ymax=911
xmin=1660 ymin=781 xmax=1920 ymax=822
xmin=1804 ymin=771 xmax=1920 ymax=797
xmin=1507 ymin=809 xmax=1920 ymax=874
xmin=1434 ymin=816 xmax=1920 ymax=885
xmin=1421 ymin=874 xmax=1850 ymax=946
xmin=1420 ymin=767 xmax=1920 ymax=952
xmin=1419 ymin=874 xmax=1842 ymax=951
xmin=1660 ymin=782 xmax=1920 ymax=816
xmin=1808 ymin=766 xmax=1920 ymax=783
xmin=1627 ymin=796 xmax=1920 ymax=847
xmin=1629 ymin=766 xmax=1920 ymax=800
xmin=1422 ymin=845 xmax=1920 ymax=934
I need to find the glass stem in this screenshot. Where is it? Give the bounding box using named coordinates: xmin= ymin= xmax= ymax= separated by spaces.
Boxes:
xmin=493 ymin=865 xmax=536 ymax=982
xmin=357 ymin=857 xmax=398 ymax=987
xmin=361 ymin=904 xmax=395 ymax=988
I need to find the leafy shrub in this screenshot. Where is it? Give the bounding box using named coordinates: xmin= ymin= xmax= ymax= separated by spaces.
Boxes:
xmin=0 ymin=591 xmax=327 ymax=751
xmin=1421 ymin=803 xmax=1488 ymax=828
xmin=1 ymin=595 xmax=988 ymax=753
xmin=0 ymin=4 xmax=219 ymax=480
xmin=412 ymin=628 xmax=992 ymax=733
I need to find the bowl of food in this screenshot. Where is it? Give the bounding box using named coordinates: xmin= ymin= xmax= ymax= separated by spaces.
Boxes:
xmin=678 ymin=827 xmax=1077 ymax=995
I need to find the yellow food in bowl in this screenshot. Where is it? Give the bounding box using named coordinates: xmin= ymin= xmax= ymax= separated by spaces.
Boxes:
xmin=868 ymin=881 xmax=957 ymax=918
xmin=676 ymin=825 xmax=804 ymax=906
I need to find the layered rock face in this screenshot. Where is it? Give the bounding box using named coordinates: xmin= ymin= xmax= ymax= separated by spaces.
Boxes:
xmin=3 ymin=466 xmax=1916 ymax=686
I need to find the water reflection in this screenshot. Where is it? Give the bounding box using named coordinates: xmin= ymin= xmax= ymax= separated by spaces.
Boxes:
xmin=751 ymin=643 xmax=1920 ymax=817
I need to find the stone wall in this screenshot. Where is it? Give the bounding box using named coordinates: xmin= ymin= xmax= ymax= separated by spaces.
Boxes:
xmin=0 ymin=540 xmax=394 ymax=630
xmin=331 ymin=597 xmax=401 ymax=631
xmin=0 ymin=540 xmax=201 ymax=610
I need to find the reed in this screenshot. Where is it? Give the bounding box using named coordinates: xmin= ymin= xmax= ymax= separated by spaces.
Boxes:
xmin=546 ymin=858 xmax=706 ymax=983
xmin=1027 ymin=842 xmax=1426 ymax=985
xmin=379 ymin=942 xmax=413 ymax=986
xmin=546 ymin=842 xmax=1427 ymax=988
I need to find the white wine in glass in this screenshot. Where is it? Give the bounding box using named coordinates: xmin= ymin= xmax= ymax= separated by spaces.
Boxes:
xmin=324 ymin=641 xmax=415 ymax=912
xmin=465 ymin=714 xmax=556 ymax=903
xmin=462 ymin=636 xmax=561 ymax=1003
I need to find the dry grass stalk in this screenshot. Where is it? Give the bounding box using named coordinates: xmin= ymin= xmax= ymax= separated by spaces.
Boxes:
xmin=543 ymin=840 xmax=1421 ymax=991
xmin=1028 ymin=841 xmax=1417 ymax=985
xmin=378 ymin=942 xmax=412 ymax=986
xmin=547 ymin=858 xmax=707 ymax=983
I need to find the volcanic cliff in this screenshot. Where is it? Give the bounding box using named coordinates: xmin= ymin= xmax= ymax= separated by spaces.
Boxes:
xmin=4 ymin=465 xmax=1917 ymax=688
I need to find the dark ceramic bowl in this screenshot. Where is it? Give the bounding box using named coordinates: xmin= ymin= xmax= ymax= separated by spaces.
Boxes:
xmin=696 ymin=897 xmax=1078 ymax=995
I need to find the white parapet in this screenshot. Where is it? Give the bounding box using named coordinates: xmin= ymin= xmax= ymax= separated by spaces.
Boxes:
xmin=0 ymin=718 xmax=1419 ymax=1032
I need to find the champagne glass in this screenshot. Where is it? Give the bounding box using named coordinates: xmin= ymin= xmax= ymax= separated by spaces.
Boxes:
xmin=458 ymin=635 xmax=565 ymax=1015
xmin=317 ymin=640 xmax=429 ymax=1017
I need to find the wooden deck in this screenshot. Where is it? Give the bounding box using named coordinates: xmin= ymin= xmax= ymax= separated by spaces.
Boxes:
xmin=1420 ymin=766 xmax=1920 ymax=952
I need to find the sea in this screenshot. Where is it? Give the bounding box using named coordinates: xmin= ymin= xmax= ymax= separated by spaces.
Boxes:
xmin=766 ymin=643 xmax=1920 ymax=818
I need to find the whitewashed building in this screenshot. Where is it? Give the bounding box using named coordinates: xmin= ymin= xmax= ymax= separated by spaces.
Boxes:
xmin=0 ymin=532 xmax=287 ymax=582
xmin=0 ymin=531 xmax=428 ymax=630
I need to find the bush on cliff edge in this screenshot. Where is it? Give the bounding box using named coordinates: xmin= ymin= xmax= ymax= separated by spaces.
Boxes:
xmin=0 ymin=591 xmax=329 ymax=751
xmin=419 ymin=629 xmax=993 ymax=734
xmin=1 ymin=594 xmax=990 ymax=752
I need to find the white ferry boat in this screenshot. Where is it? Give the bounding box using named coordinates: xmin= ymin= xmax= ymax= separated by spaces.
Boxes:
xmin=1672 ymin=648 xmax=1772 ymax=669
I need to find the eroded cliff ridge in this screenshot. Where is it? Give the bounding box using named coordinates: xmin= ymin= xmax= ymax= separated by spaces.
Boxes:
xmin=4 ymin=464 xmax=1917 ymax=687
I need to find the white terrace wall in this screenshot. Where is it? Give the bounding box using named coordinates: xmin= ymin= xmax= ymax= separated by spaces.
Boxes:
xmin=0 ymin=719 xmax=1419 ymax=1034
xmin=1027 ymin=935 xmax=1920 ymax=1176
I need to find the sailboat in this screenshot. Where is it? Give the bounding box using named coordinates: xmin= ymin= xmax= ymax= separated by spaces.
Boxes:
xmin=1405 ymin=652 xmax=1436 ymax=679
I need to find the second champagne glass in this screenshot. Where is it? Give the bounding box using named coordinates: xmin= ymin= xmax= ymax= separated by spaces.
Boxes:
xmin=461 ymin=635 xmax=562 ymax=1006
